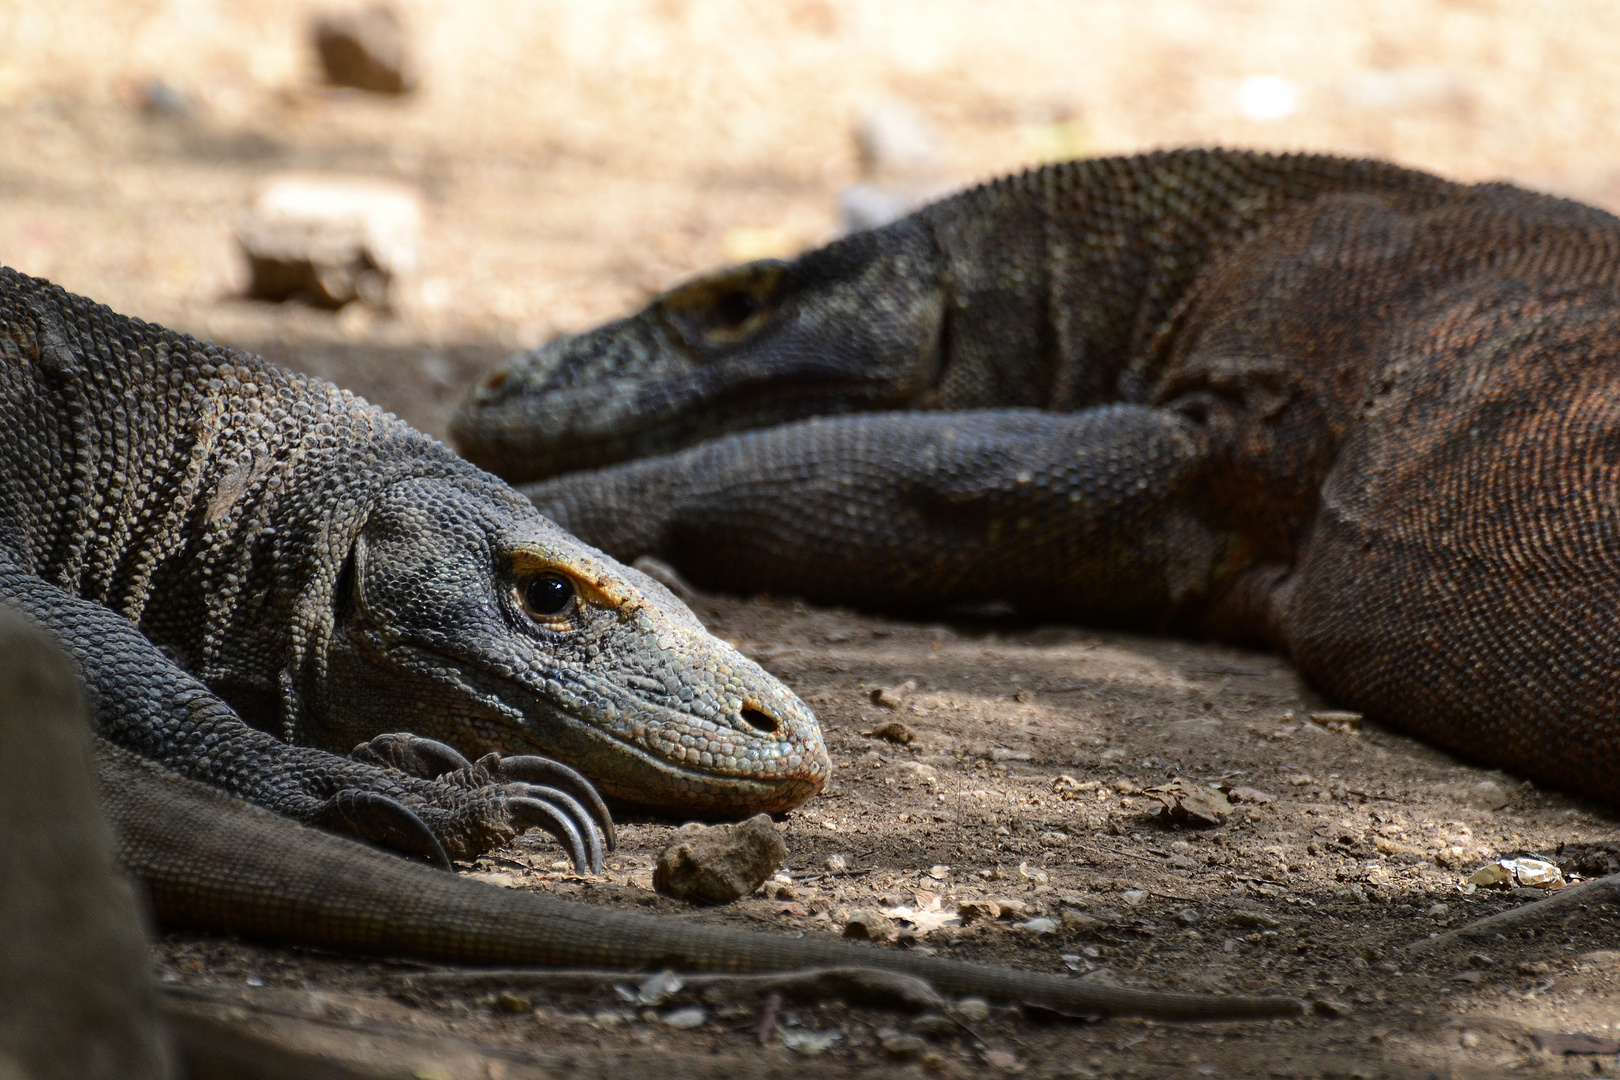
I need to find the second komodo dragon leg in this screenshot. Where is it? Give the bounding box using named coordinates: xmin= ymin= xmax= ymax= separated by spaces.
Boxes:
xmin=524 ymin=406 xmax=1229 ymax=626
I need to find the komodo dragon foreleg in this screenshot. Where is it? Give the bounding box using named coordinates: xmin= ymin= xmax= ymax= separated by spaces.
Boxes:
xmin=524 ymin=406 xmax=1231 ymax=627
xmin=0 ymin=553 xmax=601 ymax=871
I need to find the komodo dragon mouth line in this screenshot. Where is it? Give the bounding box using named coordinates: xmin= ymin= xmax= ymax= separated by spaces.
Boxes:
xmin=356 ymin=633 xmax=827 ymax=816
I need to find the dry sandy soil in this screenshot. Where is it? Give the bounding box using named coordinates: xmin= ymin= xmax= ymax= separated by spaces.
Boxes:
xmin=7 ymin=2 xmax=1620 ymax=1076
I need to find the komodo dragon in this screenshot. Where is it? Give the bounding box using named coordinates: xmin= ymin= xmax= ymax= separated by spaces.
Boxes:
xmin=456 ymin=148 xmax=1620 ymax=807
xmin=0 ymin=264 xmax=828 ymax=874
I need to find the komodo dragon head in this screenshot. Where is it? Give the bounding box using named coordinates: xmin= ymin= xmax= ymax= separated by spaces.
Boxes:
xmin=450 ymin=219 xmax=944 ymax=482
xmin=309 ymin=470 xmax=827 ymax=816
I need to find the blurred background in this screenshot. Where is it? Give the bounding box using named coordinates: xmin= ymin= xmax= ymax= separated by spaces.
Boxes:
xmin=2 ymin=0 xmax=1618 ymax=438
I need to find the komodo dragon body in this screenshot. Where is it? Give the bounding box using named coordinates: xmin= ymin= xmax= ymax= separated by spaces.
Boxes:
xmin=456 ymin=149 xmax=1620 ymax=807
xmin=0 ymin=265 xmax=827 ymax=871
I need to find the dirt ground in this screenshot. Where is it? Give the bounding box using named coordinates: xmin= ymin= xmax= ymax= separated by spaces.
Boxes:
xmin=8 ymin=2 xmax=1620 ymax=1077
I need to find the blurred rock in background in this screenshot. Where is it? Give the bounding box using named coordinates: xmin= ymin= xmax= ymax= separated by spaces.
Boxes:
xmin=312 ymin=5 xmax=416 ymax=95
xmin=238 ymin=175 xmax=422 ymax=310
xmin=839 ymin=99 xmax=949 ymax=234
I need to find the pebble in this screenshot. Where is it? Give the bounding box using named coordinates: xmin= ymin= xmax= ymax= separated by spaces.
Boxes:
xmin=928 ymin=864 xmax=951 ymax=880
xmin=842 ymin=909 xmax=892 ymax=940
xmin=824 ymin=853 xmax=848 ymax=873
xmin=957 ymin=898 xmax=1001 ymax=924
xmin=879 ymin=1031 xmax=929 ymax=1061
xmin=1016 ymin=916 xmax=1059 ymax=935
xmin=653 ymin=814 xmax=787 ymax=903
xmin=312 ymin=4 xmax=416 ymax=94
xmin=1466 ymin=779 xmax=1511 ymax=811
xmin=494 ymin=991 xmax=530 ymax=1013
xmin=238 ymin=175 xmax=421 ymax=310
xmin=868 ymin=721 xmax=916 ymax=744
xmin=950 ymin=997 xmax=992 ymax=1023
xmin=871 ymin=680 xmax=916 ymax=709
xmin=660 ymin=1006 xmax=706 ymax=1030
xmin=1121 ymin=889 xmax=1148 ymax=907
xmin=853 ymin=100 xmax=941 ymax=179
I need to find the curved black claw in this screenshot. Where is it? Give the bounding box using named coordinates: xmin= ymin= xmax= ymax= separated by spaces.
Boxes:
xmin=314 ymin=789 xmax=453 ymax=871
xmin=478 ymin=752 xmax=616 ymax=852
xmin=506 ymin=790 xmax=603 ymax=874
xmin=352 ymin=732 xmax=473 ymax=779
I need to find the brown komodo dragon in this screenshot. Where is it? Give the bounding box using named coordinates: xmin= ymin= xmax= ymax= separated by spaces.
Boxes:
xmin=0 ymin=268 xmax=1295 ymax=1079
xmin=456 ymin=148 xmax=1620 ymax=808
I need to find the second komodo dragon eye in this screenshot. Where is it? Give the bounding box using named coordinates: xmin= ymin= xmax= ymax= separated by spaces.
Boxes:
xmin=712 ymin=290 xmax=761 ymax=327
xmin=521 ymin=573 xmax=576 ymax=618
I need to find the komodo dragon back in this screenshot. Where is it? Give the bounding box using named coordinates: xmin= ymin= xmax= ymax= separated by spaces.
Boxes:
xmin=0 ymin=266 xmax=828 ymax=871
xmin=474 ymin=148 xmax=1620 ymax=808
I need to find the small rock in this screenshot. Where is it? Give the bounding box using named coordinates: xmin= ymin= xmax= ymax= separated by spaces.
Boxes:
xmin=1309 ymin=711 xmax=1363 ymax=730
xmin=312 ymin=5 xmax=416 ymax=94
xmin=1465 ymin=952 xmax=1496 ymax=969
xmin=824 ymin=853 xmax=848 ymax=873
xmin=1459 ymin=1030 xmax=1480 ymax=1049
xmin=1312 ymin=999 xmax=1352 ymax=1018
xmin=894 ymin=761 xmax=937 ymax=785
xmin=1148 ymin=778 xmax=1231 ymax=827
xmin=1121 ymin=889 xmax=1147 ymax=907
xmin=928 ymin=864 xmax=951 ymax=880
xmin=1434 ymin=845 xmax=1470 ymax=869
xmin=957 ymin=898 xmax=1001 ymax=924
xmin=853 ymin=100 xmax=941 ymax=179
xmin=868 ymin=721 xmax=916 ymax=745
xmin=982 ymin=1047 xmax=1025 ymax=1072
xmin=1426 ymin=902 xmax=1449 ymax=920
xmin=1466 ymin=780 xmax=1511 ymax=811
xmin=660 ymin=1005 xmax=706 ymax=1030
xmin=1465 ymin=862 xmax=1512 ymax=888
xmin=950 ymin=996 xmax=991 ymax=1023
xmin=781 ymin=1029 xmax=843 ymax=1056
xmin=1060 ymin=909 xmax=1105 ymax=936
xmin=1226 ymin=786 xmax=1276 ymax=804
xmin=239 ymin=175 xmax=421 ymax=310
xmin=1174 ymin=907 xmax=1201 ymax=926
xmin=842 ymin=909 xmax=892 ymax=940
xmin=1015 ymin=917 xmax=1059 ymax=935
xmin=988 ymin=747 xmax=1033 ymax=762
xmin=879 ymin=1031 xmax=929 ymax=1061
xmin=653 ymin=813 xmax=786 ymax=903
xmin=494 ymin=991 xmax=531 ymax=1013
xmin=1016 ymin=862 xmax=1048 ymax=884
xmin=871 ymin=680 xmax=916 ymax=709
xmin=994 ymin=897 xmax=1030 ymax=920
xmin=1038 ymin=831 xmax=1069 ymax=848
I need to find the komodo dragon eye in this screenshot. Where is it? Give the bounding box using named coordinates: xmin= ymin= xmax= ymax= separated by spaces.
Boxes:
xmin=712 ymin=290 xmax=761 ymax=327
xmin=519 ymin=573 xmax=576 ymax=619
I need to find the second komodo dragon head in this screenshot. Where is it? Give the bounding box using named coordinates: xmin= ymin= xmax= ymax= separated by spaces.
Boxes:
xmin=450 ymin=218 xmax=944 ymax=482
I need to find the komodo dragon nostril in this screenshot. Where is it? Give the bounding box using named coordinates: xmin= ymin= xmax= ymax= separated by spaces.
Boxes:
xmin=739 ymin=705 xmax=779 ymax=734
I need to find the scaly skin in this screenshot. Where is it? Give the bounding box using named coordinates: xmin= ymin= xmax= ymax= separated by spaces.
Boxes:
xmin=0 ymin=267 xmax=827 ymax=869
xmin=463 ymin=149 xmax=1620 ymax=807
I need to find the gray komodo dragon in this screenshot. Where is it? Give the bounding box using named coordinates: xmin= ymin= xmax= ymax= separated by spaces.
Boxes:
xmin=0 ymin=263 xmax=829 ymax=874
xmin=0 ymin=266 xmax=1296 ymax=1079
xmin=457 ymin=147 xmax=1620 ymax=808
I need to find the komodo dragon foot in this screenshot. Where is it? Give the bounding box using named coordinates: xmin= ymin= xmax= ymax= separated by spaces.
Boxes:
xmin=353 ymin=732 xmax=614 ymax=872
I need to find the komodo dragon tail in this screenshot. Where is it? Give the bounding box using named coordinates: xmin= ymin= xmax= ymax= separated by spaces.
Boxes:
xmin=102 ymin=741 xmax=1303 ymax=1023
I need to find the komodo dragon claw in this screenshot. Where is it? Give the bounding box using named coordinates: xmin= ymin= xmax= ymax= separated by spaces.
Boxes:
xmin=354 ymin=733 xmax=613 ymax=871
xmin=312 ymin=789 xmax=452 ymax=871
xmin=353 ymin=732 xmax=473 ymax=780
xmin=473 ymin=752 xmax=616 ymax=852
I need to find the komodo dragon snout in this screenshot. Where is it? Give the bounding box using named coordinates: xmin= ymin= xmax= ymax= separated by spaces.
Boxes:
xmin=318 ymin=475 xmax=828 ymax=816
xmin=451 ymin=219 xmax=946 ymax=482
